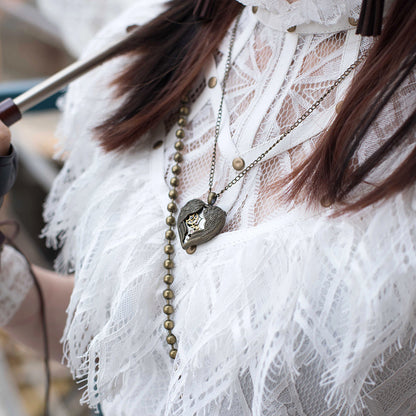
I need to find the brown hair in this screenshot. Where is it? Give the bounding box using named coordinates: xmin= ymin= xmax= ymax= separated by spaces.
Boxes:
xmin=96 ymin=0 xmax=242 ymax=151
xmin=97 ymin=0 xmax=416 ymax=212
xmin=288 ymin=0 xmax=416 ymax=212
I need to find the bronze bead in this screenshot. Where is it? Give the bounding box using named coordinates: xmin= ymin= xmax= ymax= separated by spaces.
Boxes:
xmin=165 ymin=230 xmax=176 ymax=240
xmin=163 ymin=304 xmax=174 ymax=315
xmin=163 ymin=289 xmax=174 ymax=300
xmin=186 ymin=246 xmax=197 ymax=255
xmin=180 ymin=96 xmax=189 ymax=104
xmin=164 ymin=274 xmax=174 ymax=284
xmin=252 ymin=6 xmax=258 ymax=13
xmin=169 ymin=189 xmax=178 ymax=200
xmin=167 ymin=334 xmax=177 ymax=345
xmin=164 ymin=320 xmax=175 ymax=330
xmin=169 ymin=349 xmax=177 ymax=359
xmin=175 ymin=129 xmax=185 ymax=139
xmin=178 ymin=117 xmax=186 ymax=127
xmin=170 ymin=177 xmax=179 ymax=187
xmin=287 ymin=25 xmax=296 ymax=32
xmin=167 ymin=202 xmax=177 ymax=213
xmin=174 ymin=152 xmax=183 ymax=163
xmin=164 ymin=244 xmax=174 ymax=254
xmin=172 ymin=164 xmax=181 ymax=175
xmin=174 ymin=140 xmax=184 ymax=151
xmin=179 ymin=106 xmax=190 ymax=116
xmin=166 ymin=216 xmax=176 ymax=226
xmin=164 ymin=259 xmax=174 ymax=269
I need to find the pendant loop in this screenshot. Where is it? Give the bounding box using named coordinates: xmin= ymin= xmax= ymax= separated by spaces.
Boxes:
xmin=207 ymin=192 xmax=217 ymax=205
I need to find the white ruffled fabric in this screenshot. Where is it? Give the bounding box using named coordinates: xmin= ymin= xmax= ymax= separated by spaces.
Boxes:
xmin=0 ymin=245 xmax=33 ymax=327
xmin=42 ymin=1 xmax=416 ymax=415
xmin=36 ymin=0 xmax=164 ymax=56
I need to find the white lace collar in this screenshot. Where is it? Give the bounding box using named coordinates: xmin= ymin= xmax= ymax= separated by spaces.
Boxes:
xmin=236 ymin=0 xmax=363 ymax=28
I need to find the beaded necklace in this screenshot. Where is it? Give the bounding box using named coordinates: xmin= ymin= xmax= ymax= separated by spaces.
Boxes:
xmin=161 ymin=15 xmax=365 ymax=359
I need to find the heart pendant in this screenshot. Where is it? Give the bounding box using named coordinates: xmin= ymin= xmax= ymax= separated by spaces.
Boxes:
xmin=177 ymin=199 xmax=226 ymax=250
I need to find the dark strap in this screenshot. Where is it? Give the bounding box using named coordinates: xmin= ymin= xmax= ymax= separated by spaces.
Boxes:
xmin=0 ymin=144 xmax=17 ymax=206
xmin=356 ymin=0 xmax=385 ymax=36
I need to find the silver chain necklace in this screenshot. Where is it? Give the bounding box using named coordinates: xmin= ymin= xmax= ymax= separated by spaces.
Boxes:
xmin=176 ymin=28 xmax=365 ymax=251
xmin=162 ymin=15 xmax=365 ymax=358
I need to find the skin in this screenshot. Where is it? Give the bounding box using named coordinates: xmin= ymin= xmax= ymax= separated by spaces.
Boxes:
xmin=0 ymin=121 xmax=73 ymax=361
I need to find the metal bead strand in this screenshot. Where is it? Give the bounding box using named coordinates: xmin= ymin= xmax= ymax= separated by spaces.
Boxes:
xmin=162 ymin=96 xmax=189 ymax=360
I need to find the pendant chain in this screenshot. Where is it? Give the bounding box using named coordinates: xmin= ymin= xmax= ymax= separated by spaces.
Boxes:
xmin=210 ymin=46 xmax=366 ymax=199
xmin=162 ymin=13 xmax=366 ymax=359
xmin=208 ymin=13 xmax=241 ymax=195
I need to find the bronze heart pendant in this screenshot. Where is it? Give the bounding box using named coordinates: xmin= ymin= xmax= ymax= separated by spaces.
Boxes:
xmin=177 ymin=199 xmax=226 ymax=250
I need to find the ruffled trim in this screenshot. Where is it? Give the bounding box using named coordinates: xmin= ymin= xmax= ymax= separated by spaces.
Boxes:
xmin=237 ymin=0 xmax=362 ymax=28
xmin=45 ymin=158 xmax=416 ymax=415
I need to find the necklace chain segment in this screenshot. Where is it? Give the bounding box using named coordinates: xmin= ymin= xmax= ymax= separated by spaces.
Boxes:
xmin=162 ymin=14 xmax=365 ymax=358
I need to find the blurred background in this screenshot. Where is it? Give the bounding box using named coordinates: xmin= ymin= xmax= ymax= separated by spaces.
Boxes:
xmin=0 ymin=0 xmax=136 ymax=414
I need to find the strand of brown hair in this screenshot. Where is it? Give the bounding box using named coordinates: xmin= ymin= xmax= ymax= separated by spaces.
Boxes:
xmin=287 ymin=0 xmax=416 ymax=213
xmin=96 ymin=0 xmax=415 ymax=214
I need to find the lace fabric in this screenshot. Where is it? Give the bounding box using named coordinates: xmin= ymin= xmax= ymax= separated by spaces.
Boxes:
xmin=0 ymin=245 xmax=33 ymax=327
xmin=41 ymin=1 xmax=416 ymax=415
xmin=36 ymin=0 xmax=165 ymax=56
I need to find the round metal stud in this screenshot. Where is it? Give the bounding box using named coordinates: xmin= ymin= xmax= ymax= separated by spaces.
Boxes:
xmin=178 ymin=117 xmax=186 ymax=127
xmin=164 ymin=244 xmax=174 ymax=254
xmin=163 ymin=289 xmax=174 ymax=300
xmin=152 ymin=140 xmax=163 ymax=149
xmin=186 ymin=246 xmax=197 ymax=255
xmin=252 ymin=6 xmax=258 ymax=13
xmin=169 ymin=189 xmax=178 ymax=200
xmin=348 ymin=17 xmax=358 ymax=26
xmin=167 ymin=202 xmax=177 ymax=213
xmin=164 ymin=274 xmax=174 ymax=284
xmin=170 ymin=177 xmax=179 ymax=187
xmin=208 ymin=77 xmax=217 ymax=88
xmin=320 ymin=196 xmax=333 ymax=208
xmin=335 ymin=101 xmax=344 ymax=114
xmin=176 ymin=129 xmax=185 ymax=139
xmin=167 ymin=335 xmax=177 ymax=345
xmin=164 ymin=320 xmax=175 ymax=330
xmin=174 ymin=152 xmax=183 ymax=163
xmin=287 ymin=26 xmax=296 ymax=32
xmin=163 ymin=304 xmax=174 ymax=315
xmin=232 ymin=157 xmax=245 ymax=171
xmin=164 ymin=259 xmax=174 ymax=269
xmin=174 ymin=140 xmax=184 ymax=151
xmin=169 ymin=349 xmax=177 ymax=359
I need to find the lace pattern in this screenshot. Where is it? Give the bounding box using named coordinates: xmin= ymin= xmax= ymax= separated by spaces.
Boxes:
xmin=0 ymin=245 xmax=33 ymax=327
xmin=41 ymin=1 xmax=416 ymax=415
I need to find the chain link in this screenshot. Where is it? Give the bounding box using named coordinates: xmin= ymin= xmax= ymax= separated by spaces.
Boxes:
xmin=208 ymin=50 xmax=366 ymax=199
xmin=208 ymin=13 xmax=242 ymax=194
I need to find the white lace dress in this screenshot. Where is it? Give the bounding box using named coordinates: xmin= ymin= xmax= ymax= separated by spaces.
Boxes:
xmin=42 ymin=0 xmax=416 ymax=415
